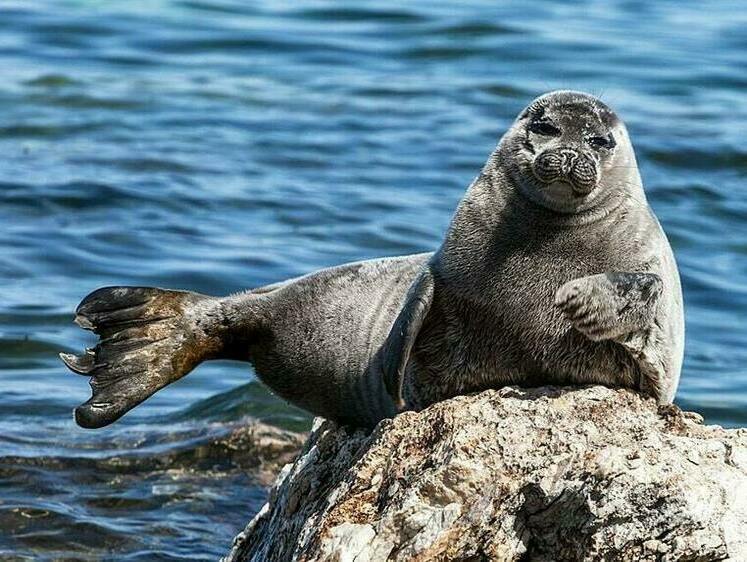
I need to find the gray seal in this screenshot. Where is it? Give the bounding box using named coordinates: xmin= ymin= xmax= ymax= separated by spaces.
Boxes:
xmin=61 ymin=90 xmax=684 ymax=429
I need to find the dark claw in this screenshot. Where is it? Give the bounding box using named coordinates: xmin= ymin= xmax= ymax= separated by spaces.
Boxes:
xmin=76 ymin=286 xmax=154 ymax=316
xmin=59 ymin=350 xmax=101 ymax=375
xmin=74 ymin=314 xmax=95 ymax=330
xmin=74 ymin=399 xmax=118 ymax=429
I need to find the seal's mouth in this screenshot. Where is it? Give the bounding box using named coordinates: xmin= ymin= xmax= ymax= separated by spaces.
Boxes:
xmin=532 ymin=148 xmax=599 ymax=197
xmin=550 ymin=179 xmax=593 ymax=198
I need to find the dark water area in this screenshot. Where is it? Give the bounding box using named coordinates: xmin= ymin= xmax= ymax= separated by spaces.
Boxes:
xmin=0 ymin=0 xmax=745 ymax=559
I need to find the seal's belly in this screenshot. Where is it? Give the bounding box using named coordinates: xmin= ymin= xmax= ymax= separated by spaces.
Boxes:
xmin=411 ymin=249 xmax=643 ymax=405
xmin=491 ymin=275 xmax=639 ymax=386
xmin=250 ymin=253 xmax=429 ymax=424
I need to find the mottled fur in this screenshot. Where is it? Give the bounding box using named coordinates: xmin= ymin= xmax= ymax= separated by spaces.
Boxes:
xmin=62 ymin=91 xmax=683 ymax=429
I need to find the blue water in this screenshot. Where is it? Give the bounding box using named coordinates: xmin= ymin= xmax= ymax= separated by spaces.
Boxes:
xmin=1 ymin=0 xmax=746 ymax=559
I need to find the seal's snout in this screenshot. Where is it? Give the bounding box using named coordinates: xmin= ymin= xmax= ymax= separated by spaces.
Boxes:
xmin=533 ymin=148 xmax=599 ymax=195
xmin=558 ymin=148 xmax=578 ymax=175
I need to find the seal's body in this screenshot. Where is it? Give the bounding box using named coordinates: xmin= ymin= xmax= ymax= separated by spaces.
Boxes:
xmin=407 ymin=167 xmax=682 ymax=410
xmin=62 ymin=91 xmax=684 ymax=429
xmin=236 ymin=254 xmax=428 ymax=427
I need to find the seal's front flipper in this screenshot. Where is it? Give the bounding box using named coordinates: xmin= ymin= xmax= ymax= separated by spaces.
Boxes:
xmin=381 ymin=268 xmax=434 ymax=411
xmin=60 ymin=287 xmax=224 ymax=428
xmin=555 ymin=272 xmax=662 ymax=342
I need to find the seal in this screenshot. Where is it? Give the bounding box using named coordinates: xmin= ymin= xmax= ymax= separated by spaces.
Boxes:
xmin=61 ymin=90 xmax=684 ymax=429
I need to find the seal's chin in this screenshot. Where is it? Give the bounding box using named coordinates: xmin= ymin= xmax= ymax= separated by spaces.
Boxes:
xmin=545 ymin=180 xmax=591 ymax=197
xmin=540 ymin=178 xmax=597 ymax=204
xmin=514 ymin=176 xmax=600 ymax=215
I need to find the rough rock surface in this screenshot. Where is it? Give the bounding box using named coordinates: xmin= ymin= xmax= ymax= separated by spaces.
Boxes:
xmin=224 ymin=386 xmax=747 ymax=561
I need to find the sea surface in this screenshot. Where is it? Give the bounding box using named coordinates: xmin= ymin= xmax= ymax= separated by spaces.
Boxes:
xmin=1 ymin=0 xmax=746 ymax=559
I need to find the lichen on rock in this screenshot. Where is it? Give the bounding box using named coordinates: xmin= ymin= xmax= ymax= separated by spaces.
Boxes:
xmin=224 ymin=386 xmax=747 ymax=562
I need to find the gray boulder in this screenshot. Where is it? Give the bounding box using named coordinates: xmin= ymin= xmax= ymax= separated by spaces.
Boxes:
xmin=225 ymin=386 xmax=747 ymax=561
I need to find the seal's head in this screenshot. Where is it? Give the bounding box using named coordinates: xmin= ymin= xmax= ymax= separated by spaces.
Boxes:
xmin=502 ymin=90 xmax=637 ymax=213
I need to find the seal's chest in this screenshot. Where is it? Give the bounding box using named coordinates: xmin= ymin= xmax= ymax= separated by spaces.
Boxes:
xmin=488 ymin=242 xmax=616 ymax=338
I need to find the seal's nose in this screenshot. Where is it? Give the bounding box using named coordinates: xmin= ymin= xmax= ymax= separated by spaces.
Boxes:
xmin=559 ymin=149 xmax=578 ymax=176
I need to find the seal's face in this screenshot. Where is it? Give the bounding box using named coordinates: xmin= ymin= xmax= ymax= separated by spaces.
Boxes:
xmin=504 ymin=91 xmax=632 ymax=213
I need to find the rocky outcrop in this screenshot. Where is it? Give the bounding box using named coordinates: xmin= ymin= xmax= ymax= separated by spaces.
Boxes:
xmin=199 ymin=421 xmax=308 ymax=485
xmin=224 ymin=386 xmax=747 ymax=561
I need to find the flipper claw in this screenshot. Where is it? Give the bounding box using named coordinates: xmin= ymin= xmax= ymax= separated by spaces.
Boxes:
xmin=59 ymin=350 xmax=100 ymax=375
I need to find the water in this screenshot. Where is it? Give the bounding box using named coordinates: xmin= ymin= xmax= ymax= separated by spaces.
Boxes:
xmin=1 ymin=0 xmax=745 ymax=559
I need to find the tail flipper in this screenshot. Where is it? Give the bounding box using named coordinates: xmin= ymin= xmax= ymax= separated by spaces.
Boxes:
xmin=60 ymin=287 xmax=223 ymax=428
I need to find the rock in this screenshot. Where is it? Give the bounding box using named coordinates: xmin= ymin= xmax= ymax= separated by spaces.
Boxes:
xmin=224 ymin=386 xmax=747 ymax=561
xmin=215 ymin=421 xmax=309 ymax=485
xmin=165 ymin=421 xmax=307 ymax=485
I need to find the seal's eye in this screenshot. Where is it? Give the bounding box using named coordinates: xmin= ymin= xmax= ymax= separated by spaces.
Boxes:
xmin=528 ymin=121 xmax=561 ymax=137
xmin=588 ymin=134 xmax=616 ymax=149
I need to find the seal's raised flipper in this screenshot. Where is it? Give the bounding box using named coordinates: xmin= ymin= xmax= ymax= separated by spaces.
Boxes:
xmin=554 ymin=272 xmax=662 ymax=342
xmin=382 ymin=269 xmax=434 ymax=410
xmin=60 ymin=287 xmax=226 ymax=428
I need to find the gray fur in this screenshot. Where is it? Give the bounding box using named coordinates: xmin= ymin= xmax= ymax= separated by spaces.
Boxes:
xmin=398 ymin=90 xmax=683 ymax=410
xmin=62 ymin=90 xmax=684 ymax=429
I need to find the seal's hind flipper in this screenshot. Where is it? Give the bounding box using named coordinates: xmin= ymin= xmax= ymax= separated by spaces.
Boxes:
xmin=61 ymin=287 xmax=222 ymax=428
